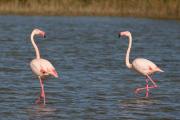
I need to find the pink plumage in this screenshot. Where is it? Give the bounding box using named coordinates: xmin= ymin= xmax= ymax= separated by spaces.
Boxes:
xmin=119 ymin=31 xmax=163 ymax=97
xmin=30 ymin=59 xmax=58 ymax=78
xmin=30 ymin=29 xmax=58 ymax=104
xmin=132 ymin=58 xmax=163 ymax=76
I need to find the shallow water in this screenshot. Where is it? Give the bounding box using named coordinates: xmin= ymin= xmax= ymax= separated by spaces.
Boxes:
xmin=0 ymin=16 xmax=179 ymax=120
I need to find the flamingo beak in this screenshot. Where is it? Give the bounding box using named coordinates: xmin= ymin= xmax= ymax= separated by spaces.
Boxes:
xmin=39 ymin=31 xmax=46 ymax=38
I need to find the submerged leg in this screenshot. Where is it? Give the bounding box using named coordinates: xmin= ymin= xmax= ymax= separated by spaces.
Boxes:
xmin=36 ymin=76 xmax=46 ymax=104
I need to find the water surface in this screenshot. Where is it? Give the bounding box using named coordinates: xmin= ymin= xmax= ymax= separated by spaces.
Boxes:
xmin=0 ymin=16 xmax=179 ymax=120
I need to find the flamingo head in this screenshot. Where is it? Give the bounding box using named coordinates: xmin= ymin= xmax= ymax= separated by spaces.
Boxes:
xmin=33 ymin=29 xmax=46 ymax=38
xmin=119 ymin=31 xmax=131 ymax=37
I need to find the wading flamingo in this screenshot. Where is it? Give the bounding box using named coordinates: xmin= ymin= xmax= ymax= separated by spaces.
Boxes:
xmin=119 ymin=31 xmax=163 ymax=97
xmin=30 ymin=29 xmax=58 ymax=104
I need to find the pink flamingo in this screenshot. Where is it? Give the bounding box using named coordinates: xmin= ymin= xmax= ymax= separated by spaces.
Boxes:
xmin=30 ymin=29 xmax=58 ymax=104
xmin=119 ymin=31 xmax=163 ymax=97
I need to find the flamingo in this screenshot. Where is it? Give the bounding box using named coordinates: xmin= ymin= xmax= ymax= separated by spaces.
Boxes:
xmin=119 ymin=31 xmax=163 ymax=97
xmin=30 ymin=29 xmax=58 ymax=104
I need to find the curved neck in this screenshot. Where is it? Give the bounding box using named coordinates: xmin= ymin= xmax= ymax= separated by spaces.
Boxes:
xmin=31 ymin=32 xmax=40 ymax=59
xmin=126 ymin=35 xmax=133 ymax=69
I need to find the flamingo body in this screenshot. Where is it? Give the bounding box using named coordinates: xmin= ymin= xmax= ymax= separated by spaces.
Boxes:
xmin=30 ymin=58 xmax=58 ymax=78
xmin=132 ymin=58 xmax=162 ymax=76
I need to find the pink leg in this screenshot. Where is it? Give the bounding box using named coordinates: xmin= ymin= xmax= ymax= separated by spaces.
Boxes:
xmin=135 ymin=75 xmax=158 ymax=97
xmin=36 ymin=77 xmax=46 ymax=104
xmin=135 ymin=78 xmax=149 ymax=94
xmin=135 ymin=85 xmax=157 ymax=93
xmin=146 ymin=74 xmax=158 ymax=88
xmin=145 ymin=79 xmax=149 ymax=97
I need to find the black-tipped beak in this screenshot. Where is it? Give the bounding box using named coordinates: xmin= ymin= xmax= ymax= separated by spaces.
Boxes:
xmin=118 ymin=34 xmax=121 ymax=38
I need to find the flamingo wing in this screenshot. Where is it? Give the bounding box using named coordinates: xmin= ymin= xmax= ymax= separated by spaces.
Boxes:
xmin=30 ymin=59 xmax=58 ymax=78
xmin=132 ymin=58 xmax=157 ymax=75
xmin=39 ymin=59 xmax=58 ymax=78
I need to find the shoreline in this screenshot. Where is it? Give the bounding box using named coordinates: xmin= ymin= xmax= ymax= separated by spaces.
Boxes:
xmin=0 ymin=0 xmax=179 ymax=20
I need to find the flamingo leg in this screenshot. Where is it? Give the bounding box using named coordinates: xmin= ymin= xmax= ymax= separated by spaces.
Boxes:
xmin=146 ymin=74 xmax=158 ymax=88
xmin=145 ymin=79 xmax=149 ymax=97
xmin=135 ymin=78 xmax=150 ymax=94
xmin=135 ymin=75 xmax=158 ymax=97
xmin=36 ymin=76 xmax=46 ymax=104
xmin=135 ymin=85 xmax=156 ymax=93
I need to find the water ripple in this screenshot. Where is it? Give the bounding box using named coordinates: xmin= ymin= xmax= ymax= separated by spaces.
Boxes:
xmin=0 ymin=16 xmax=179 ymax=120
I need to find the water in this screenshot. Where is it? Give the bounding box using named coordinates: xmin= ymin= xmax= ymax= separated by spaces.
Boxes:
xmin=0 ymin=16 xmax=179 ymax=120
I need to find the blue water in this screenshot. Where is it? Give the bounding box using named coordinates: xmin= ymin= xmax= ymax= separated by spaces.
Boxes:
xmin=0 ymin=16 xmax=179 ymax=120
